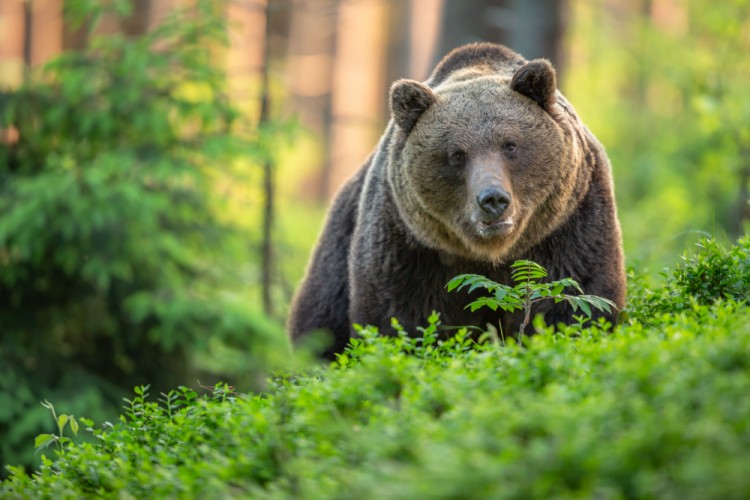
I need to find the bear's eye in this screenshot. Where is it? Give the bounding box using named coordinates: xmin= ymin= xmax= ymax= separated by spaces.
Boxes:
xmin=503 ymin=142 xmax=517 ymax=153
xmin=448 ymin=150 xmax=466 ymax=167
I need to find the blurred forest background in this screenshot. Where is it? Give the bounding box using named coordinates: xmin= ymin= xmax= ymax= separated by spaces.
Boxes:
xmin=1 ymin=0 xmax=749 ymax=473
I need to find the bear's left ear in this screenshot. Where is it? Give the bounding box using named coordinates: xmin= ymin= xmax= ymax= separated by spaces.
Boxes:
xmin=510 ymin=59 xmax=557 ymax=111
xmin=390 ymin=79 xmax=436 ymax=133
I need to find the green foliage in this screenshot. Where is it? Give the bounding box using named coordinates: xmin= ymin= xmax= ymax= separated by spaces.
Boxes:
xmin=0 ymin=0 xmax=290 ymax=473
xmin=627 ymin=236 xmax=750 ymax=322
xmin=566 ymin=0 xmax=750 ymax=266
xmin=671 ymin=237 xmax=750 ymax=304
xmin=3 ymin=239 xmax=750 ymax=498
xmin=34 ymin=401 xmax=80 ymax=456
xmin=447 ymin=259 xmax=616 ymax=335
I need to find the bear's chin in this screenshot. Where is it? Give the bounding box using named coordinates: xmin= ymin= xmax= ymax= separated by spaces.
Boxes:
xmin=469 ymin=237 xmax=517 ymax=265
xmin=448 ymin=224 xmax=520 ymax=265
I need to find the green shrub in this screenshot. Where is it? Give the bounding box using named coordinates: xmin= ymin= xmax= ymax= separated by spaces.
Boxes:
xmin=0 ymin=0 xmax=290 ymax=472
xmin=671 ymin=237 xmax=750 ymax=303
xmin=627 ymin=236 xmax=750 ymax=322
xmin=3 ymin=276 xmax=750 ymax=497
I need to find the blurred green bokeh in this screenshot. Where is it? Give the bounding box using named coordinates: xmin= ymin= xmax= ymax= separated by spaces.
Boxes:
xmin=0 ymin=0 xmax=296 ymax=472
xmin=565 ymin=0 xmax=750 ymax=271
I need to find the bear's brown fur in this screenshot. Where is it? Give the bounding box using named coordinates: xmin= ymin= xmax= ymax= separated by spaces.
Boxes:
xmin=288 ymin=43 xmax=626 ymax=359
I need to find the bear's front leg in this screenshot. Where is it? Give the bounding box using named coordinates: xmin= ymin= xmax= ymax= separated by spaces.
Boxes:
xmin=287 ymin=168 xmax=367 ymax=359
xmin=347 ymin=219 xmax=461 ymax=337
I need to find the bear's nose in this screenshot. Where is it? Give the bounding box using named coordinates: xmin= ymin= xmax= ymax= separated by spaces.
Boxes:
xmin=477 ymin=188 xmax=511 ymax=216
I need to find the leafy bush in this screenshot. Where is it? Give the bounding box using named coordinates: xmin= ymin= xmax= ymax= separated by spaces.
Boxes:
xmin=627 ymin=236 xmax=750 ymax=322
xmin=3 ymin=238 xmax=750 ymax=498
xmin=0 ymin=0 xmax=289 ymax=472
xmin=671 ymin=237 xmax=750 ymax=303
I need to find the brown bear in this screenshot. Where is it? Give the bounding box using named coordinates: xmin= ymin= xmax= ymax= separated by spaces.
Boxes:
xmin=288 ymin=43 xmax=625 ymax=358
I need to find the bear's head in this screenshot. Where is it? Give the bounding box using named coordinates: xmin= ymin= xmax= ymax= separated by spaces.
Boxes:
xmin=387 ymin=54 xmax=588 ymax=263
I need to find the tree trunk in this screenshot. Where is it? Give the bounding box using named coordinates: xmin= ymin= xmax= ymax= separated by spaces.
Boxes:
xmin=260 ymin=1 xmax=275 ymax=317
xmin=434 ymin=0 xmax=566 ymax=72
xmin=23 ymin=0 xmax=32 ymax=68
xmin=286 ymin=0 xmax=340 ymax=202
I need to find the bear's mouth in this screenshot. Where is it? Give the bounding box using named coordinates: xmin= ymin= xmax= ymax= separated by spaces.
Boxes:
xmin=476 ymin=217 xmax=514 ymax=237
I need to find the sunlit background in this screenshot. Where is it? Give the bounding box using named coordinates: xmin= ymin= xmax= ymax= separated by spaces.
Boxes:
xmin=1 ymin=0 xmax=749 ymax=473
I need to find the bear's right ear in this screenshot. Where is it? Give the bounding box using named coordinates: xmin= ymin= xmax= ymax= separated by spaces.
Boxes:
xmin=390 ymin=79 xmax=436 ymax=133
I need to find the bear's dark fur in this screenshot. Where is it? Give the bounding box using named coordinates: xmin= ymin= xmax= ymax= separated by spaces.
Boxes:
xmin=288 ymin=43 xmax=626 ymax=359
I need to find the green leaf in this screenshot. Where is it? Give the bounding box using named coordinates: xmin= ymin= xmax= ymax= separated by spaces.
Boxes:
xmin=511 ymin=260 xmax=548 ymax=283
xmin=34 ymin=434 xmax=56 ymax=451
xmin=446 ymin=275 xmax=466 ymax=292
xmin=570 ymin=297 xmax=592 ymax=317
xmin=57 ymin=414 xmax=69 ymax=432
xmin=428 ymin=311 xmax=441 ymax=325
xmin=580 ymin=294 xmax=617 ymax=313
xmin=467 ymin=298 xmax=499 ymax=312
xmin=134 ymin=385 xmax=150 ymax=397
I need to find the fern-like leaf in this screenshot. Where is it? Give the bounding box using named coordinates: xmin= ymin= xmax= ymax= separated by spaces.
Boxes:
xmin=510 ymin=260 xmax=548 ymax=283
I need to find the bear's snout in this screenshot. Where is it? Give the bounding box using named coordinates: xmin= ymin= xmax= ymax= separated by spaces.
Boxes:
xmin=476 ymin=187 xmax=511 ymax=217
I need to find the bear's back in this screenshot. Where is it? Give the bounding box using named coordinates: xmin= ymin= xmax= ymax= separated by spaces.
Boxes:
xmin=427 ymin=43 xmax=526 ymax=88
